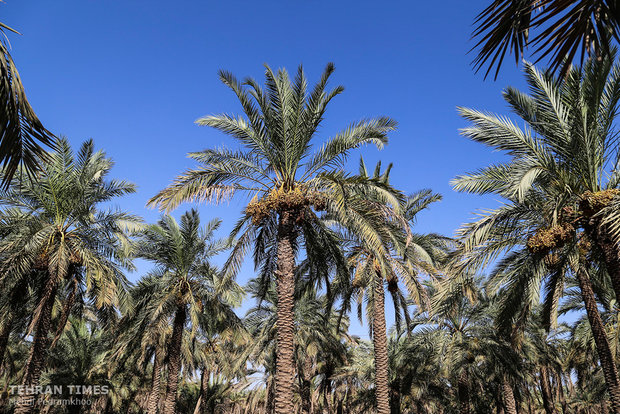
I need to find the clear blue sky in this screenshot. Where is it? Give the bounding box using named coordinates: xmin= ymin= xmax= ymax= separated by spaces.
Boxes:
xmin=3 ymin=0 xmax=528 ymax=337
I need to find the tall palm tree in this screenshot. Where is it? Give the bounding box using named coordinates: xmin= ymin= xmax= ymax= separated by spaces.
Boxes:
xmin=452 ymin=54 xmax=620 ymax=411
xmin=136 ymin=210 xmax=243 ymax=414
xmin=0 ymin=138 xmax=138 ymax=413
xmin=337 ymin=160 xmax=450 ymax=414
xmin=471 ymin=0 xmax=620 ymax=78
xmin=110 ymin=273 xmax=172 ymax=414
xmin=243 ymin=277 xmax=350 ymax=414
xmin=0 ymin=21 xmax=56 ymax=186
xmin=148 ymin=63 xmax=397 ymax=414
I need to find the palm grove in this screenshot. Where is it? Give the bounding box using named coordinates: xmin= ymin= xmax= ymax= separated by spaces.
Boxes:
xmin=5 ymin=2 xmax=620 ymax=414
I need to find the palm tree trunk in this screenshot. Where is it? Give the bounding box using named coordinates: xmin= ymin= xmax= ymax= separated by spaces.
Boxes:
xmin=192 ymin=366 xmax=208 ymax=414
xmin=301 ymin=355 xmax=312 ymax=414
xmin=14 ymin=276 xmax=58 ymax=414
xmin=147 ymin=348 xmax=163 ymax=414
xmin=162 ymin=305 xmax=186 ymax=414
xmin=372 ymin=274 xmax=390 ymax=414
xmin=458 ymin=371 xmax=470 ymax=414
xmin=557 ymin=373 xmax=568 ymax=414
xmin=588 ymin=224 xmax=620 ymax=304
xmin=540 ymin=366 xmax=557 ymax=414
xmin=576 ymin=265 xmax=620 ymax=413
xmin=0 ymin=312 xmax=14 ymax=368
xmin=274 ymin=210 xmax=298 ymax=414
xmin=502 ymin=377 xmax=517 ymax=414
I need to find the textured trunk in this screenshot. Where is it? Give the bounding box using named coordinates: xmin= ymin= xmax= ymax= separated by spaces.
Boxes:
xmin=50 ymin=278 xmax=78 ymax=348
xmin=201 ymin=366 xmax=209 ymax=413
xmin=372 ymin=273 xmax=390 ymax=414
xmin=576 ymin=266 xmax=620 ymax=414
xmin=502 ymin=377 xmax=517 ymax=414
xmin=147 ymin=348 xmax=163 ymax=414
xmin=458 ymin=371 xmax=470 ymax=414
xmin=540 ymin=366 xmax=557 ymax=414
xmin=0 ymin=312 xmax=14 ymax=368
xmin=274 ymin=210 xmax=297 ymax=414
xmin=162 ymin=305 xmax=186 ymax=414
xmin=300 ymin=355 xmax=312 ymax=414
xmin=588 ymin=223 xmax=620 ymax=304
xmin=192 ymin=366 xmax=208 ymax=414
xmin=557 ymin=374 xmax=568 ymax=414
xmin=14 ymin=275 xmax=58 ymax=414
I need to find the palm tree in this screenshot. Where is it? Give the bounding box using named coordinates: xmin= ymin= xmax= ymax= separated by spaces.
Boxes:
xmin=0 ymin=138 xmax=138 ymax=413
xmin=136 ymin=210 xmax=243 ymax=414
xmin=335 ymin=160 xmax=449 ymax=414
xmin=0 ymin=270 xmax=40 ymax=371
xmin=243 ymin=277 xmax=350 ymax=414
xmin=148 ymin=63 xmax=397 ymax=414
xmin=44 ymin=317 xmax=112 ymax=414
xmin=431 ymin=275 xmax=530 ymax=414
xmin=471 ymin=0 xmax=620 ymax=78
xmin=110 ymin=273 xmax=172 ymax=414
xmin=452 ymin=54 xmax=620 ymax=411
xmin=0 ymin=20 xmax=56 ymax=186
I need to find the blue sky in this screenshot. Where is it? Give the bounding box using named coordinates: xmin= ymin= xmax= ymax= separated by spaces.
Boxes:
xmin=3 ymin=0 xmax=529 ymax=336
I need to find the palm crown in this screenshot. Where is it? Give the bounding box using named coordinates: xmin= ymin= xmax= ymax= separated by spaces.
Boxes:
xmin=0 ymin=137 xmax=139 ymax=309
xmin=149 ymin=63 xmax=396 ymax=210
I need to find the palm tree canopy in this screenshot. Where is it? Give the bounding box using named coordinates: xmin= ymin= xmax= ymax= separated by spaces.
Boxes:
xmin=149 ymin=63 xmax=396 ymax=210
xmin=336 ymin=159 xmax=451 ymax=332
xmin=472 ymin=0 xmax=620 ymax=79
xmin=0 ymin=137 xmax=140 ymax=310
xmin=148 ymin=64 xmax=400 ymax=284
xmin=136 ymin=209 xmax=243 ymax=340
xmin=452 ymin=52 xmax=620 ymax=329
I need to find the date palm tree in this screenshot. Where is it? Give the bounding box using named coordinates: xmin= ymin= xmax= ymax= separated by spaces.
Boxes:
xmin=148 ymin=63 xmax=397 ymax=414
xmin=0 ymin=138 xmax=139 ymax=413
xmin=452 ymin=54 xmax=620 ymax=411
xmin=136 ymin=210 xmax=243 ymax=414
xmin=243 ymin=277 xmax=350 ymax=414
xmin=432 ymin=276 xmax=529 ymax=414
xmin=44 ymin=317 xmax=111 ymax=414
xmin=336 ymin=160 xmax=450 ymax=414
xmin=0 ymin=21 xmax=56 ymax=186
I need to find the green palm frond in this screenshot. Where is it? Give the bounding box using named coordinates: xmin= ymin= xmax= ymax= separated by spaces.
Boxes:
xmin=0 ymin=21 xmax=56 ymax=187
